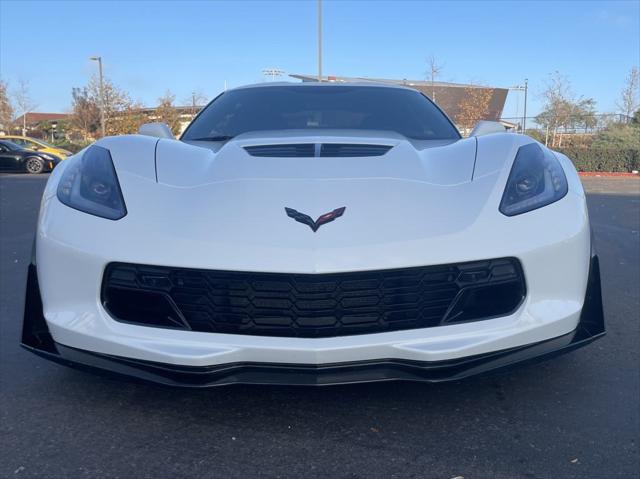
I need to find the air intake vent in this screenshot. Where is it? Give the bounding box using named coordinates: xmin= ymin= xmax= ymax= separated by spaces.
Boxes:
xmin=320 ymin=144 xmax=392 ymax=157
xmin=102 ymin=258 xmax=525 ymax=338
xmin=244 ymin=143 xmax=393 ymax=158
xmin=244 ymin=144 xmax=315 ymax=157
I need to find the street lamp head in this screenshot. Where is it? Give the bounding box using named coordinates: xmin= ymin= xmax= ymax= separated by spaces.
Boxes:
xmin=262 ymin=68 xmax=284 ymax=76
xmin=89 ymin=56 xmax=101 ymax=61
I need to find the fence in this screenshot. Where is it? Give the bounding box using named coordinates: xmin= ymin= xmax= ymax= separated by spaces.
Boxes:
xmin=498 ymin=113 xmax=632 ymax=135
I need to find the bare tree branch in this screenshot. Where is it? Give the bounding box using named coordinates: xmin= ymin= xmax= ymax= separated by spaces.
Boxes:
xmin=156 ymin=90 xmax=182 ymax=135
xmin=13 ymin=78 xmax=37 ymax=135
xmin=617 ymin=66 xmax=639 ymax=119
xmin=426 ymin=55 xmax=444 ymax=102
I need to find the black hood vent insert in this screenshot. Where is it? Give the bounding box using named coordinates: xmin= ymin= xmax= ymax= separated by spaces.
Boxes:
xmin=244 ymin=143 xmax=393 ymax=158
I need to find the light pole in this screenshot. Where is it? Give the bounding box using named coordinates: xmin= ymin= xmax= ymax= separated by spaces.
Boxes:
xmin=509 ymin=81 xmax=528 ymax=133
xmin=523 ymin=79 xmax=528 ymax=133
xmin=90 ymin=56 xmax=106 ymax=137
xmin=317 ymin=0 xmax=322 ymax=82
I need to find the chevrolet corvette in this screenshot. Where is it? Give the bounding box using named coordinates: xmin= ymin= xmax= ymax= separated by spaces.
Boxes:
xmin=21 ymin=82 xmax=605 ymax=386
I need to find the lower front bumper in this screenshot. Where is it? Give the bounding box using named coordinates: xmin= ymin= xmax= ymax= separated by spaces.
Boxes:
xmin=21 ymin=255 xmax=606 ymax=387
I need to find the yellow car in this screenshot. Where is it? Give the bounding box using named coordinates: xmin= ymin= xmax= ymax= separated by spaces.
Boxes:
xmin=0 ymin=136 xmax=72 ymax=158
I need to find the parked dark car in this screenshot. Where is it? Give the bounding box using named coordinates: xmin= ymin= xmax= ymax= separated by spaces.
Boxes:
xmin=0 ymin=139 xmax=62 ymax=174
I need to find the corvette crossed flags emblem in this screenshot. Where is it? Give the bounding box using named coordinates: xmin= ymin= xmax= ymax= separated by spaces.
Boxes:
xmin=284 ymin=207 xmax=346 ymax=232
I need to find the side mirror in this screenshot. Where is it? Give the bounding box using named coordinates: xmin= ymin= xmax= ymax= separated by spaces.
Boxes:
xmin=469 ymin=120 xmax=507 ymax=137
xmin=139 ymin=122 xmax=174 ymax=139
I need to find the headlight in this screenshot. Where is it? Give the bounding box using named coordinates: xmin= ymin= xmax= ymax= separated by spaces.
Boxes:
xmin=56 ymin=145 xmax=127 ymax=220
xmin=499 ymin=143 xmax=568 ymax=216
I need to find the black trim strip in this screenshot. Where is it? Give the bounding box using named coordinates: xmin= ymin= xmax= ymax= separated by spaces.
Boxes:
xmin=153 ymin=138 xmax=160 ymax=183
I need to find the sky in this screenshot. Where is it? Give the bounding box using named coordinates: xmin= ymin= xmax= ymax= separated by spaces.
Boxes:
xmin=0 ymin=0 xmax=639 ymax=118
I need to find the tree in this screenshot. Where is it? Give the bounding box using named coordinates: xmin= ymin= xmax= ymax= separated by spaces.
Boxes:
xmin=86 ymin=74 xmax=142 ymax=135
xmin=185 ymin=91 xmax=208 ymax=115
xmin=535 ymin=72 xmax=597 ymax=147
xmin=13 ymin=78 xmax=37 ymax=136
xmin=0 ymin=80 xmax=13 ymax=132
xmin=34 ymin=119 xmax=70 ymax=143
xmin=109 ymin=103 xmax=145 ymax=136
xmin=617 ymin=66 xmax=639 ymax=120
xmin=155 ymin=91 xmax=181 ymax=135
xmin=456 ymin=85 xmax=493 ymax=130
xmin=70 ymin=87 xmax=100 ymax=141
xmin=425 ymin=55 xmax=444 ymax=103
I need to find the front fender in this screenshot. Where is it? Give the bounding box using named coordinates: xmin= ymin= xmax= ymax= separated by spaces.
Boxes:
xmin=95 ymin=135 xmax=159 ymax=181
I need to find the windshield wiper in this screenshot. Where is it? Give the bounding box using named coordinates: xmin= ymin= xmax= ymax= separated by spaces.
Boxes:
xmin=188 ymin=135 xmax=235 ymax=142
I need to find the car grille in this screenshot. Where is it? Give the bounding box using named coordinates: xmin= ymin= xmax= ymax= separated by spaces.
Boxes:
xmin=102 ymin=259 xmax=525 ymax=338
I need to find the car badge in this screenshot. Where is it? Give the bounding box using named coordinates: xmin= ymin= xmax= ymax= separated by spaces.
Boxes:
xmin=284 ymin=207 xmax=346 ymax=232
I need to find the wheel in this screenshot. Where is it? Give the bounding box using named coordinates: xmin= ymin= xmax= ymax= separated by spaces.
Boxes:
xmin=25 ymin=157 xmax=45 ymax=174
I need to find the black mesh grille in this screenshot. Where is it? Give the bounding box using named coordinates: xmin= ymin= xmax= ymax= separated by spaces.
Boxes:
xmin=244 ymin=144 xmax=315 ymax=157
xmin=320 ymin=144 xmax=392 ymax=157
xmin=102 ymin=259 xmax=525 ymax=338
xmin=102 ymin=258 xmax=525 ymax=337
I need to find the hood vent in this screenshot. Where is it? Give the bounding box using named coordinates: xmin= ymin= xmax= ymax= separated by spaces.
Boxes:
xmin=244 ymin=144 xmax=315 ymax=157
xmin=244 ymin=143 xmax=393 ymax=158
xmin=320 ymin=143 xmax=392 ymax=157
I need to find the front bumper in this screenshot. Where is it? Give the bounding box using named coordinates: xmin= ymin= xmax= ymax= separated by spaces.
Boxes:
xmin=21 ymin=254 xmax=605 ymax=387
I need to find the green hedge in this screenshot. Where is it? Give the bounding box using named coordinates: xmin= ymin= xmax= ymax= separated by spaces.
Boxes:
xmin=556 ymin=147 xmax=640 ymax=172
xmin=53 ymin=140 xmax=89 ymax=154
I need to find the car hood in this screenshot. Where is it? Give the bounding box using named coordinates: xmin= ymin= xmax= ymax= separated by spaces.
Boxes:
xmin=160 ymin=130 xmax=475 ymax=186
xmin=86 ymin=131 xmax=531 ymax=272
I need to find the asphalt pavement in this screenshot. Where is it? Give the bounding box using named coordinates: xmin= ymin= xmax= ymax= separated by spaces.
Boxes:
xmin=1 ymin=173 xmax=638 ymax=479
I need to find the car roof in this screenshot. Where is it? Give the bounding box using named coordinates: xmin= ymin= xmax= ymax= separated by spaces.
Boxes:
xmin=230 ymin=81 xmax=415 ymax=92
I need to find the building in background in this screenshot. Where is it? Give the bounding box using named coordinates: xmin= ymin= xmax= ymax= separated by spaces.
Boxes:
xmin=290 ymin=73 xmax=509 ymax=128
xmin=137 ymin=105 xmax=200 ymax=135
xmin=6 ymin=112 xmax=71 ymax=139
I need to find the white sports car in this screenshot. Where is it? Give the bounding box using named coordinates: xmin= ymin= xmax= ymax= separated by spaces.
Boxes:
xmin=22 ymin=82 xmax=605 ymax=386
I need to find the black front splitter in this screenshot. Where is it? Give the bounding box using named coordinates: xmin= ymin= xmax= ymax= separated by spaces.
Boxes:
xmin=21 ymin=256 xmax=606 ymax=388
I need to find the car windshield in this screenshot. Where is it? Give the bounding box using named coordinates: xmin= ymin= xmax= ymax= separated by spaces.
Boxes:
xmin=182 ymin=86 xmax=460 ymax=141
xmin=0 ymin=141 xmax=20 ymax=150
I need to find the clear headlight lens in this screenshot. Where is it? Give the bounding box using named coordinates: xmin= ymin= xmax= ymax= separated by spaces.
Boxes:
xmin=56 ymin=145 xmax=127 ymax=220
xmin=499 ymin=143 xmax=568 ymax=216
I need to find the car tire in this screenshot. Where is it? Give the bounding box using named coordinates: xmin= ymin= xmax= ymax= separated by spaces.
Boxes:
xmin=25 ymin=157 xmax=45 ymax=174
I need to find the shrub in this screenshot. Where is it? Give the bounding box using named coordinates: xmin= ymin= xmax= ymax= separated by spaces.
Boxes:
xmin=53 ymin=139 xmax=89 ymax=153
xmin=592 ymin=125 xmax=640 ymax=150
xmin=556 ymin=147 xmax=640 ymax=172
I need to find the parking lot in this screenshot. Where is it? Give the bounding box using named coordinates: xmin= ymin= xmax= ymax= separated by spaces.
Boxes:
xmin=1 ymin=173 xmax=638 ymax=479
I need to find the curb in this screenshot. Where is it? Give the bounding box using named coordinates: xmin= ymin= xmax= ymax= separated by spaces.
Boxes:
xmin=579 ymin=172 xmax=639 ymax=177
